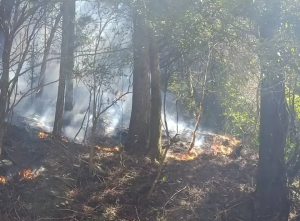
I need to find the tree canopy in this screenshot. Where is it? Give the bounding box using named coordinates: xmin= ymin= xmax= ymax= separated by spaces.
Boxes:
xmin=1 ymin=0 xmax=300 ymax=220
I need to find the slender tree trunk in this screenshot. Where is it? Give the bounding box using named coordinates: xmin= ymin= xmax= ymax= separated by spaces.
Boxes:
xmin=147 ymin=30 xmax=162 ymax=161
xmin=124 ymin=11 xmax=150 ymax=153
xmin=30 ymin=41 xmax=35 ymax=105
xmin=36 ymin=12 xmax=62 ymax=99
xmin=188 ymin=103 xmax=203 ymax=152
xmin=64 ymin=0 xmax=75 ymax=112
xmin=0 ymin=38 xmax=12 ymax=157
xmin=89 ymin=110 xmax=97 ymax=175
xmin=0 ymin=25 xmax=3 ymax=61
xmin=53 ymin=0 xmax=73 ymax=138
xmin=188 ymin=45 xmax=210 ymax=152
xmin=255 ymin=1 xmax=290 ymax=219
xmin=0 ymin=0 xmax=15 ymax=157
xmin=89 ymin=77 xmax=98 ymax=175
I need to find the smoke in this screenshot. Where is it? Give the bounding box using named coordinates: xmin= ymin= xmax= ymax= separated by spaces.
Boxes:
xmin=7 ymin=2 xmax=129 ymax=141
xmin=8 ymin=1 xmax=204 ymax=148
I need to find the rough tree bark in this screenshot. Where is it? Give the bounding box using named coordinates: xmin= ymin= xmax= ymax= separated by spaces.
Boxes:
xmin=255 ymin=1 xmax=290 ymax=220
xmin=147 ymin=30 xmax=162 ymax=161
xmin=64 ymin=0 xmax=75 ymax=112
xmin=0 ymin=0 xmax=15 ymax=157
xmin=124 ymin=11 xmax=150 ymax=153
xmin=53 ymin=0 xmax=74 ymax=138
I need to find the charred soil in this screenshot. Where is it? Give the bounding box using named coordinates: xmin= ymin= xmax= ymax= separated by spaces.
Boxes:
xmin=0 ymin=124 xmax=298 ymax=221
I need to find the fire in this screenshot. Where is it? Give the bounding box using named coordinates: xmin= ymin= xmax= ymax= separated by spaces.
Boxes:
xmin=168 ymin=148 xmax=202 ymax=161
xmin=212 ymin=134 xmax=240 ymax=156
xmin=212 ymin=144 xmax=233 ymax=155
xmin=38 ymin=132 xmax=50 ymax=138
xmin=218 ymin=135 xmax=240 ymax=146
xmin=18 ymin=169 xmax=34 ymax=181
xmin=0 ymin=175 xmax=6 ymax=184
xmin=62 ymin=137 xmax=69 ymax=142
xmin=95 ymin=145 xmax=120 ymax=152
xmin=180 ymin=149 xmax=199 ymax=160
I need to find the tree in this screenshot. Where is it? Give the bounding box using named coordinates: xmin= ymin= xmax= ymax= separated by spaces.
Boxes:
xmin=147 ymin=30 xmax=162 ymax=161
xmin=0 ymin=0 xmax=15 ymax=156
xmin=255 ymin=0 xmax=290 ymax=219
xmin=0 ymin=0 xmax=47 ymax=156
xmin=53 ymin=0 xmax=75 ymax=138
xmin=124 ymin=10 xmax=150 ymax=153
xmin=64 ymin=0 xmax=75 ymax=112
xmin=36 ymin=10 xmax=62 ymax=100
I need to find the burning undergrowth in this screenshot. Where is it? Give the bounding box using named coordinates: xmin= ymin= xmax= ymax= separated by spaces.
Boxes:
xmin=166 ymin=132 xmax=241 ymax=161
xmin=38 ymin=131 xmax=51 ymax=139
xmin=0 ymin=123 xmax=263 ymax=221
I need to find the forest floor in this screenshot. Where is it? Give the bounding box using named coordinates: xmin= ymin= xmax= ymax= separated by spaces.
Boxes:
xmin=0 ymin=124 xmax=298 ymax=221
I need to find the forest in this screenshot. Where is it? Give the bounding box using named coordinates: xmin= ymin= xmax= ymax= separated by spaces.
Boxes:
xmin=0 ymin=0 xmax=300 ymax=220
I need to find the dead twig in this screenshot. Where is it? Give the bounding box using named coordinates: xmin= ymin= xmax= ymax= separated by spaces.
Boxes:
xmin=135 ymin=206 xmax=141 ymax=221
xmin=36 ymin=216 xmax=75 ymax=220
xmin=214 ymin=197 xmax=251 ymax=219
xmin=163 ymin=185 xmax=187 ymax=217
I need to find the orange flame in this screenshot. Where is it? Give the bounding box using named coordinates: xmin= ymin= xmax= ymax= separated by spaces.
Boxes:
xmin=218 ymin=135 xmax=240 ymax=146
xmin=212 ymin=134 xmax=240 ymax=156
xmin=212 ymin=143 xmax=233 ymax=155
xmin=38 ymin=132 xmax=50 ymax=139
xmin=0 ymin=175 xmax=6 ymax=184
xmin=95 ymin=145 xmax=120 ymax=152
xmin=62 ymin=138 xmax=69 ymax=142
xmin=168 ymin=149 xmax=202 ymax=161
xmin=18 ymin=169 xmax=34 ymax=181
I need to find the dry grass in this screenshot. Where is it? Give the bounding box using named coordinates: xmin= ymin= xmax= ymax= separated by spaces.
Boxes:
xmin=0 ymin=125 xmax=298 ymax=221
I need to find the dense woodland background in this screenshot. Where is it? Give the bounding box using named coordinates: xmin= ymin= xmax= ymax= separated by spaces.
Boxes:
xmin=1 ymin=0 xmax=300 ymax=220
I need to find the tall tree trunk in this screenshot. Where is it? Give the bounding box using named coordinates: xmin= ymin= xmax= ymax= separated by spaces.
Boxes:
xmin=0 ymin=0 xmax=15 ymax=157
xmin=147 ymin=30 xmax=162 ymax=161
xmin=36 ymin=12 xmax=62 ymax=99
xmin=255 ymin=1 xmax=290 ymax=220
xmin=124 ymin=11 xmax=150 ymax=153
xmin=53 ymin=0 xmax=73 ymax=138
xmin=64 ymin=0 xmax=75 ymax=112
xmin=89 ymin=94 xmax=97 ymax=175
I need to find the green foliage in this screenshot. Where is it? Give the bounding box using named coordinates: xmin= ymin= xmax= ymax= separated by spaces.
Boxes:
xmin=168 ymin=75 xmax=196 ymax=116
xmin=221 ymin=75 xmax=259 ymax=145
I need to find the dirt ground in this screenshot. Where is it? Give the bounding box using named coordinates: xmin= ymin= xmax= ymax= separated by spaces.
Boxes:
xmin=0 ymin=124 xmax=298 ymax=221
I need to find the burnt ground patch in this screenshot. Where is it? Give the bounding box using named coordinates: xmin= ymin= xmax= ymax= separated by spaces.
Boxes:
xmin=0 ymin=124 xmax=298 ymax=221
